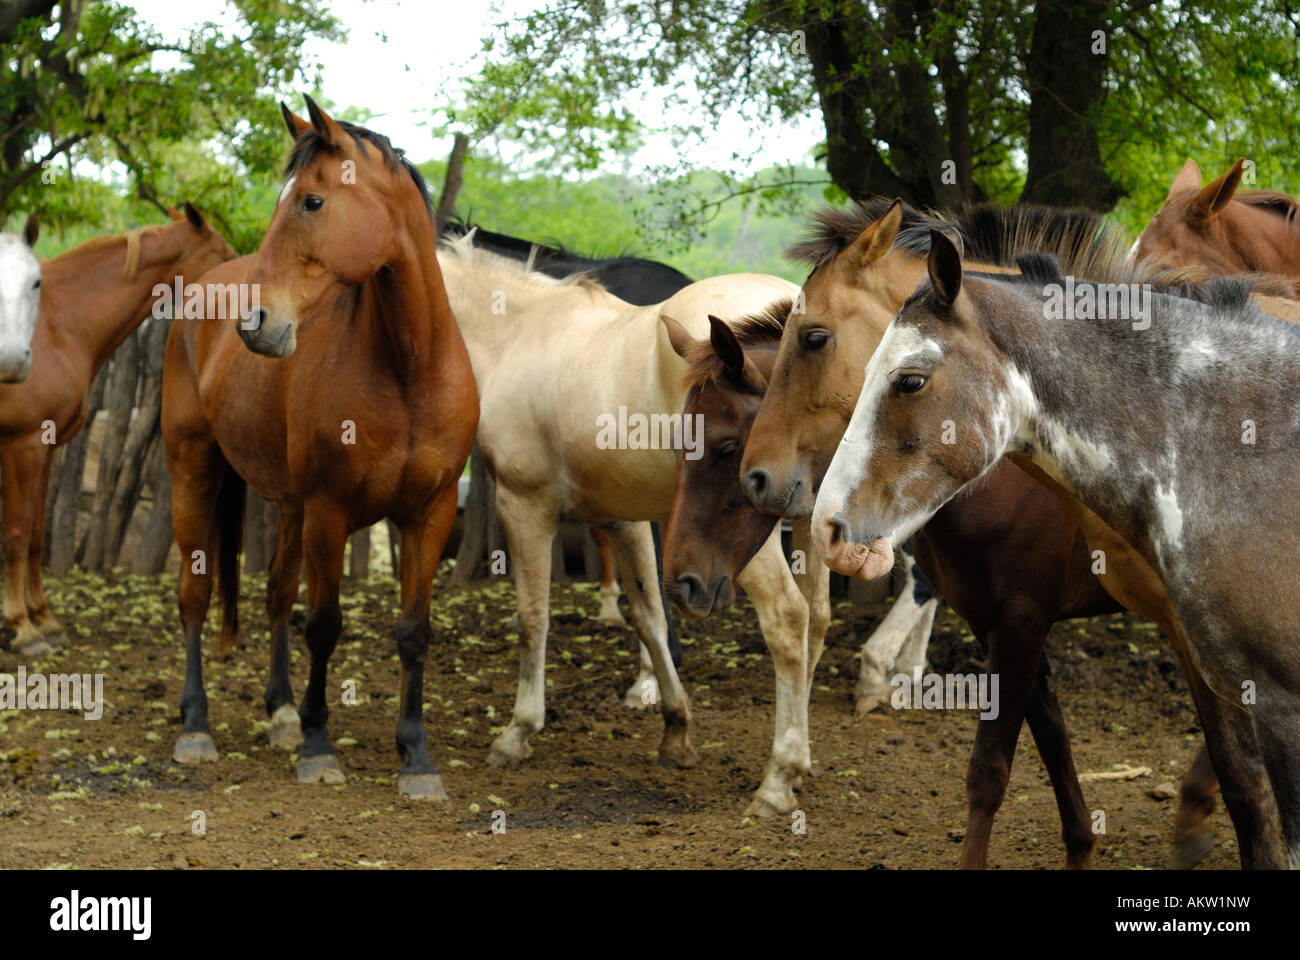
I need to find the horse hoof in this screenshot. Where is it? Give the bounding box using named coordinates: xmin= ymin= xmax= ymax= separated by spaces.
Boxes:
xmin=297 ymin=753 xmax=345 ymax=784
xmin=398 ymin=773 xmax=448 ymax=801
xmin=596 ymin=615 xmax=628 ymax=629
xmin=655 ymin=744 xmax=698 ymax=769
xmin=1172 ymin=833 xmax=1215 ymax=870
xmin=487 ymin=748 xmax=521 ymax=768
xmin=268 ymin=705 xmax=304 ymax=750
xmin=39 ymin=628 xmax=69 ymax=647
xmin=487 ymin=732 xmax=532 ymax=767
xmin=173 ymin=732 xmax=219 ymax=764
xmin=743 ymin=796 xmax=787 ymax=819
xmin=14 ymin=636 xmax=52 ymax=659
xmin=622 ymin=693 xmax=658 ymax=712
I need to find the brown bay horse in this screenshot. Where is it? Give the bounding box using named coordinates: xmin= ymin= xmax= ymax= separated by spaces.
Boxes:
xmin=161 ymin=97 xmax=478 ymax=799
xmin=1132 ymin=158 xmax=1300 ymax=287
xmin=737 ymin=200 xmax=1283 ymax=868
xmin=2 ymin=207 xmax=234 ymax=657
xmin=816 ymin=236 xmax=1300 ymax=868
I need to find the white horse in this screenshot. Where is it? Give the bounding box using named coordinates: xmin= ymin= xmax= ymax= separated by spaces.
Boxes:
xmin=0 ymin=214 xmax=41 ymax=382
xmin=438 ymin=234 xmax=822 ymax=815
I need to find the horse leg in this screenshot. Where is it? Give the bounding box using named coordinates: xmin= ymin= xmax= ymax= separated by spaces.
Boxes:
xmin=590 ymin=526 xmax=626 ymax=627
xmin=488 ymin=487 xmax=556 ymax=766
xmin=1251 ymin=682 xmax=1300 ymax=868
xmin=736 ymin=526 xmax=811 ymax=817
xmin=25 ymin=448 xmax=66 ymax=646
xmin=1183 ymin=669 xmax=1284 ymax=868
xmin=392 ymin=484 xmax=459 ymax=800
xmin=1022 ymin=656 xmax=1095 ymax=869
xmin=1 ymin=440 xmax=47 ymax=657
xmin=1172 ymin=745 xmax=1218 ymax=869
xmin=264 ymin=503 xmax=304 ymax=750
xmin=294 ymin=502 xmax=348 ymax=785
xmin=855 ymin=561 xmax=937 ymax=718
xmin=605 ymin=521 xmax=697 ymax=768
xmin=959 ymin=611 xmax=1044 ymax=869
xmin=792 ymin=519 xmax=831 ymax=684
xmin=168 ymin=441 xmax=233 ymax=765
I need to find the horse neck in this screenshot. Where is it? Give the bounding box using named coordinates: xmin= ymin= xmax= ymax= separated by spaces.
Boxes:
xmin=984 ymin=278 xmax=1297 ymax=562
xmin=43 ymin=227 xmax=187 ymax=375
xmin=1228 ymin=204 xmax=1300 ymax=277
xmin=367 ymin=212 xmax=461 ymax=385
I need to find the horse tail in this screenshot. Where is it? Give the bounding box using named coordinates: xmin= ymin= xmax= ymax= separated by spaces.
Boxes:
xmin=214 ymin=463 xmax=246 ymax=655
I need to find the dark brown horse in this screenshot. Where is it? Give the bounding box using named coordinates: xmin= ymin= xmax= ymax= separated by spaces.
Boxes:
xmin=162 ymin=97 xmax=478 ymax=799
xmin=2 ymin=207 xmax=234 ymax=657
xmin=734 ymin=200 xmax=1282 ymax=868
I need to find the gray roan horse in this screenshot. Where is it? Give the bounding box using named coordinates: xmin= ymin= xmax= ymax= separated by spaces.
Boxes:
xmin=815 ymin=231 xmax=1300 ymax=867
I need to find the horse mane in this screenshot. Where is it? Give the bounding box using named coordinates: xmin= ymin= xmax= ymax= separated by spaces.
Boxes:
xmin=436 ymin=230 xmax=608 ymax=292
xmin=49 ymin=224 xmax=163 ymax=280
xmin=285 ymin=119 xmax=434 ymax=221
xmin=682 ymin=298 xmax=791 ymax=390
xmin=790 ymin=196 xmax=1290 ymax=300
xmin=1235 ymin=189 xmax=1300 ymax=229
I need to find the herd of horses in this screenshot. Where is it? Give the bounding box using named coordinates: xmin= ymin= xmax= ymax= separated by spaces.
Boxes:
xmin=3 ymin=97 xmax=1299 ymax=868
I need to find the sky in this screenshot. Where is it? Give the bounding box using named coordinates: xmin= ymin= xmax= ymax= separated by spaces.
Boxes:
xmin=127 ymin=0 xmax=824 ymax=176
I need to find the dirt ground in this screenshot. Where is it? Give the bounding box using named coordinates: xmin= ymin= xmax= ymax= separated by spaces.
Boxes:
xmin=0 ymin=568 xmax=1237 ymax=870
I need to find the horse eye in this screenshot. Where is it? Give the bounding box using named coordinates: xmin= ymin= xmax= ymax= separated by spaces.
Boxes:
xmin=803 ymin=330 xmax=829 ymax=351
xmin=32 ymin=277 xmax=41 ymax=289
xmin=896 ymin=374 xmax=927 ymax=394
xmin=302 ymin=195 xmax=324 ymax=212
xmin=718 ymin=440 xmax=739 ymax=458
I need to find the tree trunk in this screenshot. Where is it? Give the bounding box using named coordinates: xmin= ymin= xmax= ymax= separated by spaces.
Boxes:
xmin=436 ymin=132 xmax=469 ymax=228
xmin=133 ymin=440 xmax=173 ymax=573
xmin=348 ymin=527 xmax=370 ymax=579
xmin=1021 ymin=0 xmax=1123 ymax=211
xmin=47 ymin=366 xmax=106 ymax=575
xmin=452 ymin=445 xmax=502 ymax=584
xmin=245 ymin=489 xmax=269 ymax=573
xmin=80 ymin=332 xmax=141 ymax=568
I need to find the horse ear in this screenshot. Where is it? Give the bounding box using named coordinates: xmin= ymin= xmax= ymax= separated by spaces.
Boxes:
xmin=927 ymin=229 xmax=962 ymax=307
xmin=1167 ymin=158 xmax=1202 ymax=200
xmin=302 ymin=94 xmax=344 ymax=147
xmin=183 ymin=202 xmax=206 ymax=231
xmin=660 ymin=314 xmax=696 ymax=360
xmin=1187 ymin=158 xmax=1244 ymax=222
xmin=22 ymin=212 xmax=38 ymax=248
xmin=842 ymin=198 xmax=903 ymax=275
xmin=281 ymin=102 xmax=312 ymax=139
xmin=708 ymin=315 xmax=746 ymax=381
xmin=167 ymin=207 xmax=183 ymax=221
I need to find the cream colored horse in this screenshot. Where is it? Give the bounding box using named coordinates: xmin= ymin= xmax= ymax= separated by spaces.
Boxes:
xmin=438 ymin=234 xmax=827 ymax=815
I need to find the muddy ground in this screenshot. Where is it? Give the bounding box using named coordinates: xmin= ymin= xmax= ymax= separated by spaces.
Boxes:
xmin=0 ymin=568 xmax=1235 ymax=870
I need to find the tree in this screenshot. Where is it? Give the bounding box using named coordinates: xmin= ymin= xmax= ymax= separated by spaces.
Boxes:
xmin=1 ymin=0 xmax=341 ymax=249
xmin=459 ymin=0 xmax=1300 ymax=227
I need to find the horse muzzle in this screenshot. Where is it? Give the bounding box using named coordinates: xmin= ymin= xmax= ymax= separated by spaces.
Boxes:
xmin=0 ymin=347 xmax=32 ymax=383
xmin=816 ymin=512 xmax=895 ymax=582
xmin=664 ymin=571 xmax=733 ymax=618
xmin=237 ymin=308 xmax=297 ymax=358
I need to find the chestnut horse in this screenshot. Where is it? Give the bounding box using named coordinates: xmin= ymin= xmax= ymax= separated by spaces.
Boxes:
xmin=1132 ymin=158 xmax=1300 ymax=287
xmin=816 ymin=235 xmax=1300 ymax=868
xmin=162 ymin=98 xmax=478 ymax=799
xmin=0 ymin=212 xmax=41 ymax=381
xmin=740 ymin=199 xmax=1283 ymax=868
xmin=2 ymin=207 xmax=234 ymax=657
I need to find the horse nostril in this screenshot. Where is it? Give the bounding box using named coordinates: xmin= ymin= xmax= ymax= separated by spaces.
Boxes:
xmin=743 ymin=467 xmax=770 ymax=502
xmin=828 ymin=514 xmax=852 ymax=546
xmin=675 ymin=573 xmax=704 ymax=606
xmin=245 ymin=307 xmax=267 ymax=332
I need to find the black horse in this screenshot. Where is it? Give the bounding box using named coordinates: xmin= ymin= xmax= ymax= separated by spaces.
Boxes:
xmin=442 ymin=217 xmax=692 ymax=666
